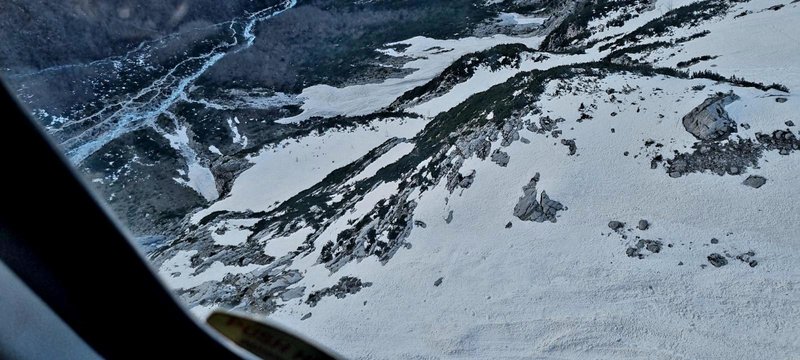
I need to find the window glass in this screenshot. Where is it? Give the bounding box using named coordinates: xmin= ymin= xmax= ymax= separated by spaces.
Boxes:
xmin=3 ymin=1 xmax=799 ymax=358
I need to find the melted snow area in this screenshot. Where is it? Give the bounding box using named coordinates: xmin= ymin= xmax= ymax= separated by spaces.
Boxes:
xmin=153 ymin=0 xmax=800 ymax=358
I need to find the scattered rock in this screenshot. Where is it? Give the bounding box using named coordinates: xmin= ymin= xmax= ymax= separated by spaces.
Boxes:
xmin=710 ymin=238 xmax=719 ymax=244
xmin=447 ymin=169 xmax=476 ymax=192
xmin=445 ymin=210 xmax=454 ymax=224
xmin=637 ymin=219 xmax=649 ymax=231
xmin=527 ymin=116 xmax=564 ymax=134
xmin=626 ymin=239 xmax=663 ymax=258
xmin=786 ymin=120 xmax=795 ymax=127
xmin=414 ymin=220 xmax=427 ymax=228
xmin=735 ymin=251 xmax=758 ymax=267
xmin=475 ymin=139 xmax=492 ymax=160
xmin=520 ymin=137 xmax=531 ymax=144
xmin=682 ymin=92 xmax=739 ymax=141
xmin=707 ymin=253 xmax=728 ymax=267
xmin=500 ymin=122 xmax=520 ymax=146
xmin=301 ymin=313 xmax=312 ymax=321
xmin=608 ymin=221 xmax=625 ymax=231
xmin=775 ymin=97 xmax=788 ymax=103
xmin=505 ymin=222 xmax=513 ymax=228
xmin=644 ymin=241 xmax=661 ymax=253
xmin=491 ymin=149 xmax=510 ymax=167
xmin=742 ymin=175 xmax=767 ymax=188
xmin=662 ymin=137 xmax=765 ymax=178
xmin=560 ymin=139 xmax=577 ymax=155
xmin=434 ymin=277 xmax=444 ymax=287
xmin=678 ymin=261 xmax=684 ymax=266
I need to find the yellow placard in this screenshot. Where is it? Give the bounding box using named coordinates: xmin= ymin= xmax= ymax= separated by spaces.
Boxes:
xmin=207 ymin=311 xmax=337 ymax=360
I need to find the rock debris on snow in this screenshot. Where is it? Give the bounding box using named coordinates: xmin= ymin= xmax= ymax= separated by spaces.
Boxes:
xmin=626 ymin=239 xmax=663 ymax=259
xmin=742 ymin=175 xmax=767 ymax=188
xmin=608 ymin=221 xmax=625 ymax=231
xmin=637 ymin=220 xmax=649 ymax=231
xmin=560 ymin=139 xmax=577 ymax=155
xmin=707 ymin=253 xmax=728 ymax=268
xmin=491 ymin=149 xmax=510 ymax=167
xmin=736 ymin=251 xmax=758 ymax=267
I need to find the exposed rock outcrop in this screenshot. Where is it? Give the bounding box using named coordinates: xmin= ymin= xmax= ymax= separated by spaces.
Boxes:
xmin=682 ymin=92 xmax=740 ymax=141
xmin=306 ymin=276 xmax=372 ymax=307
xmin=513 ymin=173 xmax=566 ymax=223
xmin=491 ymin=149 xmax=510 ymax=167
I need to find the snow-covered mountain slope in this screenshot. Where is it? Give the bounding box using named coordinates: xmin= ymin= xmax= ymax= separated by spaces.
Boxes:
xmin=4 ymin=0 xmax=800 ymax=358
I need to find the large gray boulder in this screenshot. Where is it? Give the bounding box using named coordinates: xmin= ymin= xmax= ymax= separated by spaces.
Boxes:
xmin=682 ymin=92 xmax=740 ymax=141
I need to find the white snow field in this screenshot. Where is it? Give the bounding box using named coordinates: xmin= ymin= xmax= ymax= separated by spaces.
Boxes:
xmin=155 ymin=0 xmax=800 ymax=358
xmin=191 ymin=116 xmax=428 ymax=221
xmin=266 ymin=76 xmax=800 ymax=359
